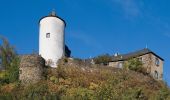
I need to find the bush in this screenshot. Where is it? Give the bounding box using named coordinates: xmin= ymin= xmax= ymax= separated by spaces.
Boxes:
xmin=13 ymin=82 xmax=49 ymax=99
xmin=62 ymin=87 xmax=96 ymax=100
xmin=124 ymin=58 xmax=147 ymax=74
xmin=0 ymin=93 xmax=13 ymax=100
xmin=7 ymin=57 xmax=20 ymax=83
xmin=121 ymin=88 xmax=147 ymax=100
xmin=97 ymin=83 xmax=117 ymax=99
xmin=156 ymin=86 xmax=170 ymax=100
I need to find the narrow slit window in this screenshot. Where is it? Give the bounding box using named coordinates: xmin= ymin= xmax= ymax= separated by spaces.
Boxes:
xmin=46 ymin=33 xmax=50 ymax=38
xmin=154 ymin=71 xmax=159 ymax=79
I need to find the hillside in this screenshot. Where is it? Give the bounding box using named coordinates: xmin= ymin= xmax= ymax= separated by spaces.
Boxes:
xmin=0 ymin=58 xmax=170 ymax=100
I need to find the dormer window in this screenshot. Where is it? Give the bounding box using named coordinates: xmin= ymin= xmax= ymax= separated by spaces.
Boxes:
xmin=46 ymin=33 xmax=50 ymax=38
xmin=155 ymin=58 xmax=159 ymax=66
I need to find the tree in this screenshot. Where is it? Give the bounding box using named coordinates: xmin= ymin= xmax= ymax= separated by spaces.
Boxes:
xmin=94 ymin=54 xmax=112 ymax=65
xmin=0 ymin=36 xmax=19 ymax=83
xmin=0 ymin=37 xmax=16 ymax=70
xmin=124 ymin=58 xmax=146 ymax=73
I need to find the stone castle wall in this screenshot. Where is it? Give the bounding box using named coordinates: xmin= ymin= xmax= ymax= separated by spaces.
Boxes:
xmin=19 ymin=55 xmax=45 ymax=85
xmin=108 ymin=53 xmax=163 ymax=80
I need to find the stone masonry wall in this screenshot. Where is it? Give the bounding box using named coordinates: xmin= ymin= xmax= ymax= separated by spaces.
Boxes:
xmin=108 ymin=53 xmax=163 ymax=80
xmin=19 ymin=55 xmax=45 ymax=85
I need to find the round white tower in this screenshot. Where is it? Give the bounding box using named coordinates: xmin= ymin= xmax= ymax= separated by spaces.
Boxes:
xmin=39 ymin=11 xmax=66 ymax=67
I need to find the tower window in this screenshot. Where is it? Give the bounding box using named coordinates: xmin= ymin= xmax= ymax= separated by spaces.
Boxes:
xmin=46 ymin=33 xmax=50 ymax=38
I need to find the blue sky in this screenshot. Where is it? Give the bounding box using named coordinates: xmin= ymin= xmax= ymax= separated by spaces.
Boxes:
xmin=0 ymin=0 xmax=170 ymax=86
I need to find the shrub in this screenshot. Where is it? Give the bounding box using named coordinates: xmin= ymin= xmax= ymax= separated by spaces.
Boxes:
xmin=56 ymin=65 xmax=67 ymax=79
xmin=0 ymin=93 xmax=13 ymax=100
xmin=49 ymin=76 xmax=58 ymax=83
xmin=62 ymin=87 xmax=96 ymax=100
xmin=16 ymin=82 xmax=49 ymax=99
xmin=97 ymin=83 xmax=117 ymax=100
xmin=121 ymin=88 xmax=147 ymax=100
xmin=124 ymin=58 xmax=146 ymax=74
xmin=6 ymin=56 xmax=20 ymax=83
xmin=156 ymin=86 xmax=170 ymax=100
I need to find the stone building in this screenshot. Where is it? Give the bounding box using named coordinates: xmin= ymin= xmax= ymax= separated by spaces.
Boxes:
xmin=108 ymin=48 xmax=164 ymax=80
xmin=19 ymin=54 xmax=46 ymax=85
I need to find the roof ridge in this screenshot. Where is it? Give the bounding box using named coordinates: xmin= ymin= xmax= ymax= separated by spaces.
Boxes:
xmin=111 ymin=48 xmax=164 ymax=62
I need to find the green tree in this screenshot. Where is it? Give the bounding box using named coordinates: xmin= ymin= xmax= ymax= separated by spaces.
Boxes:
xmin=94 ymin=54 xmax=112 ymax=65
xmin=0 ymin=37 xmax=17 ymax=70
xmin=0 ymin=36 xmax=19 ymax=83
xmin=124 ymin=58 xmax=144 ymax=73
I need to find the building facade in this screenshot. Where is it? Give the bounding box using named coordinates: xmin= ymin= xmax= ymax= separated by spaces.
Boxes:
xmin=108 ymin=48 xmax=164 ymax=80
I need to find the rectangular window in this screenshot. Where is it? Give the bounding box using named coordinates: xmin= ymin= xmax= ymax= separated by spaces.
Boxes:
xmin=155 ymin=58 xmax=159 ymax=66
xmin=46 ymin=33 xmax=50 ymax=38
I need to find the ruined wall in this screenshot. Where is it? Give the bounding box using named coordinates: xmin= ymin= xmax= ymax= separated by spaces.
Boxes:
xmin=19 ymin=55 xmax=45 ymax=85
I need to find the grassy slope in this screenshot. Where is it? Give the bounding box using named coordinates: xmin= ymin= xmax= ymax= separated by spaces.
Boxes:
xmin=0 ymin=58 xmax=170 ymax=100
